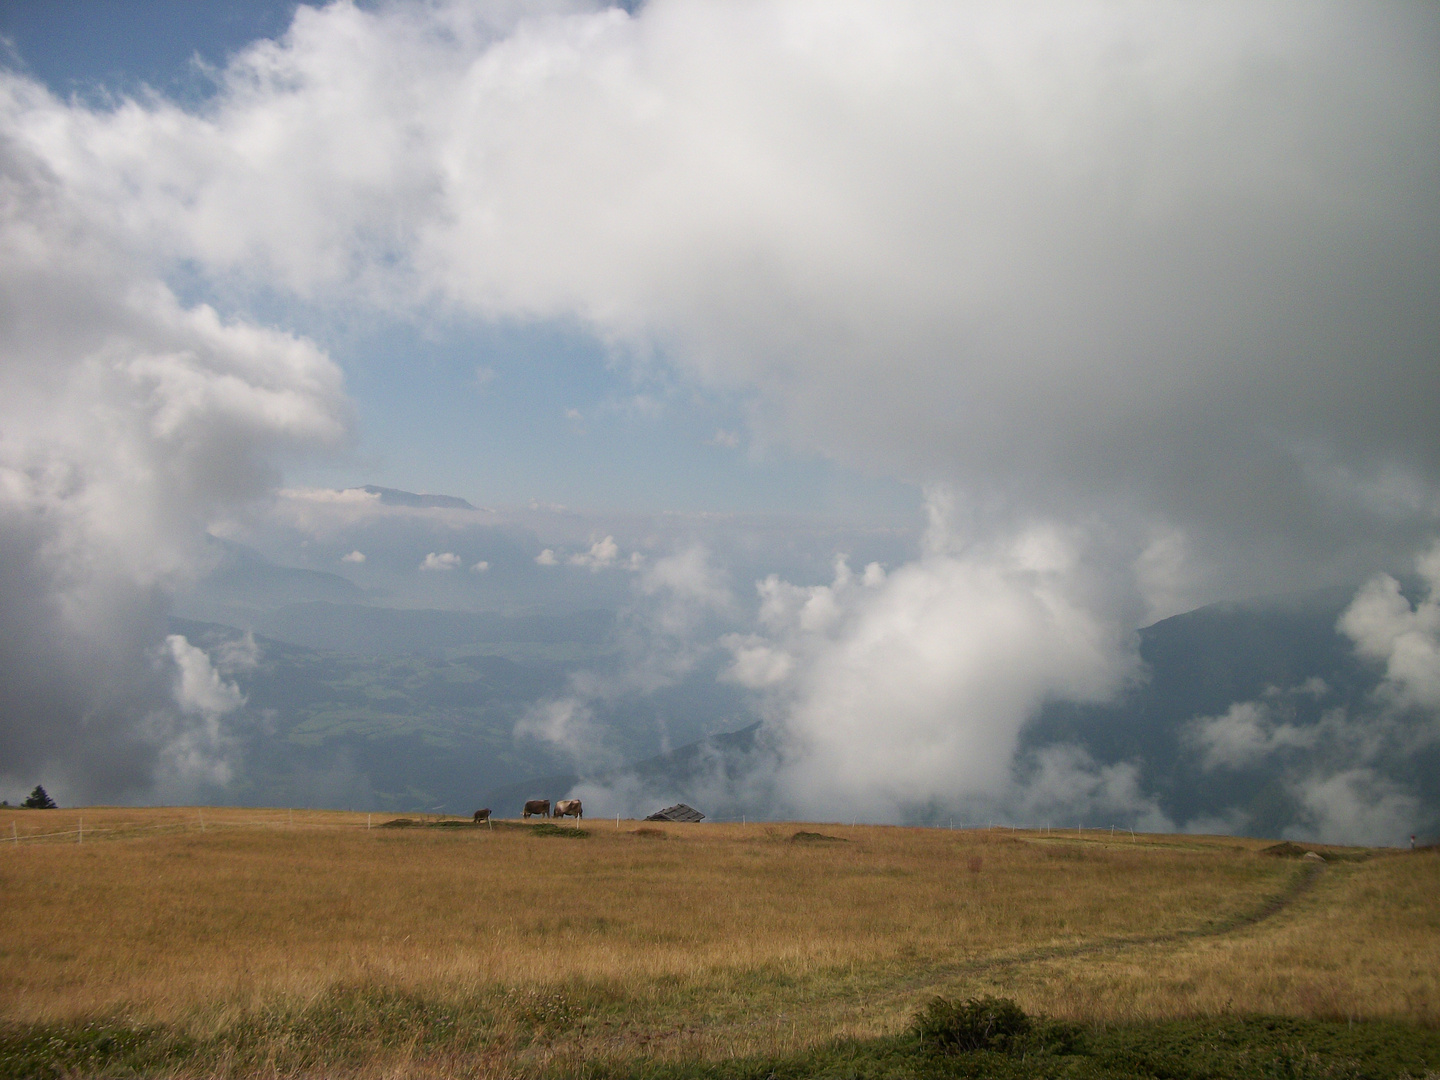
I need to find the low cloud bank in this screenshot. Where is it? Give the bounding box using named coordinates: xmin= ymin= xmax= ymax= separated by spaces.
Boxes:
xmin=737 ymin=503 xmax=1139 ymax=823
xmin=551 ymin=522 xmax=1439 ymax=843
xmin=536 ymin=494 xmax=1163 ymax=827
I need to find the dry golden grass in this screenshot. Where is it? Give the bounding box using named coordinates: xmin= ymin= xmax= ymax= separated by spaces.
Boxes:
xmin=1 ymin=805 xmax=1435 ymax=1071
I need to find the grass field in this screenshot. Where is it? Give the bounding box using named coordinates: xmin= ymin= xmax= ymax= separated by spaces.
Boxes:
xmin=1 ymin=806 xmax=1437 ymax=1078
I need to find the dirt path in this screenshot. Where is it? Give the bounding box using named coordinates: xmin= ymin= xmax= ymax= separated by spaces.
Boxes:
xmin=538 ymin=859 xmax=1330 ymax=1062
xmin=877 ymin=859 xmax=1326 ymax=1005
xmin=620 ymin=859 xmax=1331 ymax=1060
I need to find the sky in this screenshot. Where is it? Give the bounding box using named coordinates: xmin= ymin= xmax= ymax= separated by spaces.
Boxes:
xmin=1 ymin=0 xmax=1437 ymax=835
xmin=0 ymin=0 xmax=920 ymax=521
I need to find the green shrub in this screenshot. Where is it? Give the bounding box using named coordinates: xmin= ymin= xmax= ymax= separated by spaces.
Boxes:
xmin=529 ymin=822 xmax=589 ymax=838
xmin=912 ymin=995 xmax=1032 ymax=1054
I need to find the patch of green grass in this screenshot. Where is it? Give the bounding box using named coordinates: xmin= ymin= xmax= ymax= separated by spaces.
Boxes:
xmin=530 ymin=822 xmax=590 ymax=838
xmin=0 ymin=988 xmax=500 ymax=1080
xmin=0 ymin=1020 xmax=191 ymax=1080
xmin=589 ymin=1012 xmax=1440 ymax=1080
xmin=5 ymin=997 xmax=1437 ymax=1080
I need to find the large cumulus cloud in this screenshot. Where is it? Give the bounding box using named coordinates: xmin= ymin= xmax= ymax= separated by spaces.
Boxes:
xmin=8 ymin=0 xmax=1433 ymax=590
xmin=0 ymin=81 xmax=348 ymax=800
xmin=722 ymin=501 xmax=1140 ymax=822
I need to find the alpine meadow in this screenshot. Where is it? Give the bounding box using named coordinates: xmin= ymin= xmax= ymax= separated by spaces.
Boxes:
xmin=2 ymin=808 xmax=1438 ymax=1078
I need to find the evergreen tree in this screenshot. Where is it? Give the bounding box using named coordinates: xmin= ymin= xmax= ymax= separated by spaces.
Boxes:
xmin=21 ymin=785 xmax=57 ymax=809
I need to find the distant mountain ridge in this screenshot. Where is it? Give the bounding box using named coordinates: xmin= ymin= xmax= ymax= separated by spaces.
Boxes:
xmin=1021 ymin=583 xmax=1404 ymax=834
xmin=199 ymin=537 xmax=365 ymax=606
xmin=359 ymin=485 xmax=477 ymax=511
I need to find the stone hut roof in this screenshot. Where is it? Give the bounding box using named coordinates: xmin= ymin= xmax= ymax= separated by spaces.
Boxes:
xmin=644 ymin=803 xmax=706 ymax=823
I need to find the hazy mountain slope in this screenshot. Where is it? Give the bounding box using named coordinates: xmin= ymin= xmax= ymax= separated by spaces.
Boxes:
xmin=254 ymin=602 xmax=616 ymax=658
xmin=1021 ymin=584 xmax=1438 ymax=837
xmin=360 ymin=485 xmax=476 ymax=510
xmin=173 ymin=539 xmax=366 ymax=628
xmin=167 ymin=612 xmax=750 ymax=816
xmin=169 ymin=619 xmax=577 ymax=813
xmin=1025 ymin=588 xmax=1366 ymax=791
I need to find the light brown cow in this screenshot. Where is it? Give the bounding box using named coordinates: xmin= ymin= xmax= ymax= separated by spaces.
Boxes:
xmin=553 ymin=799 xmax=583 ymax=821
xmin=523 ymin=799 xmax=550 ymax=819
xmin=473 ymin=808 xmax=491 ymax=823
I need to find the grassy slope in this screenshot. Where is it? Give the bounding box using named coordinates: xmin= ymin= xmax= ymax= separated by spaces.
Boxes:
xmin=0 ymin=807 xmax=1436 ymax=1078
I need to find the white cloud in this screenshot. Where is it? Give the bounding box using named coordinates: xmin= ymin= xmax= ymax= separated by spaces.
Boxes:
xmin=535 ymin=548 xmax=558 ymax=566
xmin=0 ymin=0 xmax=1428 ymax=600
xmin=0 ymin=102 xmax=349 ymax=799
xmin=731 ymin=497 xmax=1136 ymax=822
xmin=720 ymin=633 xmax=794 ymax=689
xmin=1287 ymin=768 xmax=1421 ymax=848
xmin=1176 ymin=545 xmax=1440 ymax=842
xmin=1009 ymin=744 xmax=1173 ymax=833
xmin=165 ymin=635 xmax=245 ymax=718
xmin=1186 ymin=700 xmax=1318 ymax=771
xmin=214 ymin=631 xmax=260 ymax=674
xmin=341 ymin=549 xmax=366 ymax=563
xmin=515 ymin=696 xmax=605 ymax=764
xmin=639 ymin=545 xmax=736 ymax=630
xmin=282 ymin=487 xmax=382 ymax=506
xmin=419 ymin=551 xmax=462 ymax=571
xmin=155 ymin=635 xmax=246 ymax=788
xmin=1134 ymin=530 xmax=1206 ymax=626
xmin=569 ymin=534 xmax=620 ymax=570
xmin=515 ymin=542 xmax=738 ymax=769
xmin=471 ymin=559 xmax=489 ymax=573
xmin=1337 ymin=542 xmax=1440 ymax=712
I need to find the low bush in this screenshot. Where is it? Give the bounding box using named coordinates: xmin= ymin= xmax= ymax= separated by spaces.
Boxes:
xmin=529 ymin=822 xmax=590 ymax=838
xmin=912 ymin=995 xmax=1032 ymax=1054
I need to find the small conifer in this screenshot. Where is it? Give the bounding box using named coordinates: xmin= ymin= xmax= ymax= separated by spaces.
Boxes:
xmin=21 ymin=785 xmax=57 ymax=809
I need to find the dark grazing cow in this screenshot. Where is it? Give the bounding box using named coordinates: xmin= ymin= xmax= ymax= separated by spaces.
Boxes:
xmin=553 ymin=799 xmax=583 ymax=820
xmin=523 ymin=799 xmax=550 ymax=819
xmin=473 ymin=808 xmax=491 ymax=823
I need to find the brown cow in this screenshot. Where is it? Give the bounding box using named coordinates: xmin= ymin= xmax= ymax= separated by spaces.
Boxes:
xmin=473 ymin=808 xmax=491 ymax=823
xmin=553 ymin=799 xmax=583 ymax=821
xmin=523 ymin=799 xmax=550 ymax=819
